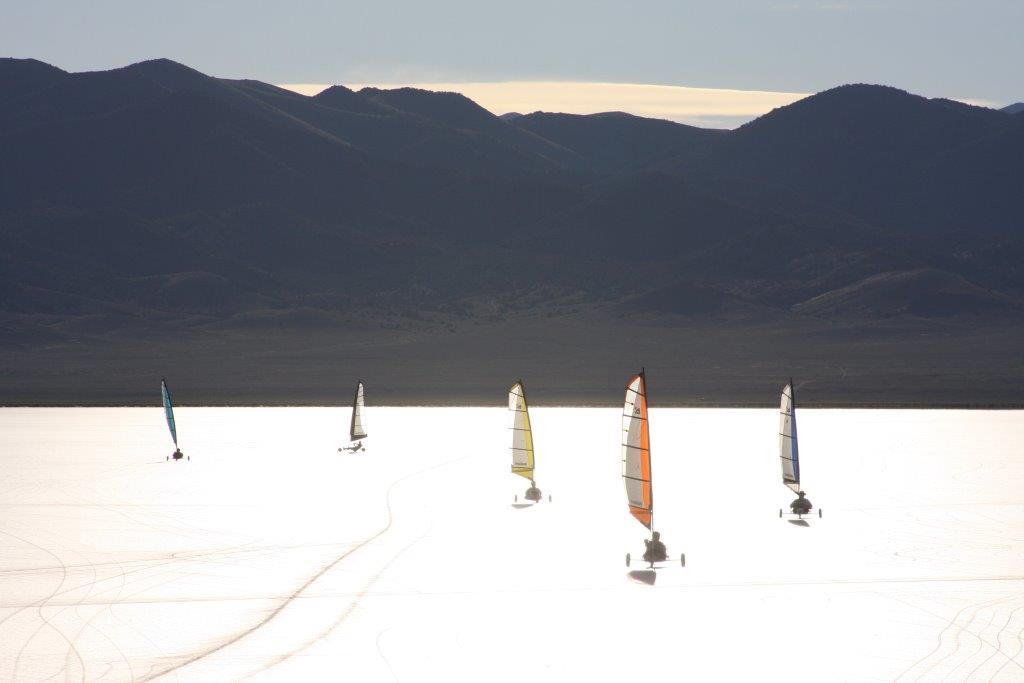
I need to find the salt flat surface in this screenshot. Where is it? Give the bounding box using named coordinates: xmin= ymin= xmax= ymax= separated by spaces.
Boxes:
xmin=1 ymin=406 xmax=1023 ymax=681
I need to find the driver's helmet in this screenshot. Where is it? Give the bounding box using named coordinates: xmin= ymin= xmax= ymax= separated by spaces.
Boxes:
xmin=652 ymin=531 xmax=661 ymax=541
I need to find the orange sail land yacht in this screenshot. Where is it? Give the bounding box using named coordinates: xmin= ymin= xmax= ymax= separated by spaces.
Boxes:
xmin=623 ymin=369 xmax=683 ymax=569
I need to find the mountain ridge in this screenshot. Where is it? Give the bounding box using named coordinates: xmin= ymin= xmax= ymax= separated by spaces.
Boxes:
xmin=2 ymin=58 xmax=1022 ymax=404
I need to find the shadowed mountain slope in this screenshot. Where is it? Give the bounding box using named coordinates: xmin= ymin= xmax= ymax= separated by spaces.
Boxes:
xmin=2 ymin=58 xmax=1023 ymax=405
xmin=512 ymin=111 xmax=719 ymax=173
xmin=793 ymin=269 xmax=1020 ymax=318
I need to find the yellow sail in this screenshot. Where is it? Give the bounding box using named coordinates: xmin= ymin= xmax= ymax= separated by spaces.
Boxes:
xmin=509 ymin=380 xmax=535 ymax=480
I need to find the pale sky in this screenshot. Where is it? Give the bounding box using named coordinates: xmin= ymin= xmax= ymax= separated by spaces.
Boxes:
xmin=3 ymin=0 xmax=1020 ymax=124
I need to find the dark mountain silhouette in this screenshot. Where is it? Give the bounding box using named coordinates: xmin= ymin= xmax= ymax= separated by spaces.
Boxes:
xmin=678 ymin=85 xmax=1018 ymax=234
xmin=0 ymin=57 xmax=66 ymax=102
xmin=358 ymin=86 xmax=581 ymax=168
xmin=1002 ymin=102 xmax=1024 ymax=115
xmin=314 ymin=84 xmax=396 ymax=115
xmin=232 ymin=79 xmax=566 ymax=173
xmin=2 ymin=58 xmax=1023 ymax=405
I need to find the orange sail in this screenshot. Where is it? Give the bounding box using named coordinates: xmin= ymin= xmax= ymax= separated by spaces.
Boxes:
xmin=622 ymin=370 xmax=653 ymax=529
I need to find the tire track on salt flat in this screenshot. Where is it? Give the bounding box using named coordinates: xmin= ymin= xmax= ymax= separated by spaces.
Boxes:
xmin=140 ymin=453 xmax=471 ymax=681
xmin=990 ymin=600 xmax=1024 ymax=680
xmin=894 ymin=591 xmax=1024 ymax=681
xmin=52 ymin=549 xmax=135 ymax=683
xmin=944 ymin=596 xmax=1004 ymax=681
xmin=927 ymin=595 xmax=1024 ymax=681
xmin=254 ymin=495 xmax=437 ymax=674
xmin=45 ymin=542 xmax=99 ymax=683
xmin=965 ymin=599 xmax=1024 ymax=680
xmin=375 ymin=627 xmax=400 ymax=683
xmin=0 ymin=528 xmax=86 ymax=682
xmin=1 ymin=533 xmax=262 ymax=679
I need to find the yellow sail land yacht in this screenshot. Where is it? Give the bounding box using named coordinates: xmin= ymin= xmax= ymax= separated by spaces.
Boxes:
xmin=509 ymin=380 xmax=550 ymax=503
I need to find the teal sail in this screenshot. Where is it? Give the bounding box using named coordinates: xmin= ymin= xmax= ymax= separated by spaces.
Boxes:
xmin=161 ymin=378 xmax=178 ymax=447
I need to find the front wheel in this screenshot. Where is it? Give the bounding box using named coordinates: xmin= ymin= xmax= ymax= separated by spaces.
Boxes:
xmin=778 ymin=508 xmax=782 ymax=518
xmin=514 ymin=494 xmax=517 ymax=502
xmin=625 ymin=553 xmax=631 ymax=567
xmin=819 ymin=508 xmax=822 ymax=518
xmin=548 ymin=494 xmax=552 ymax=502
xmin=681 ymin=553 xmax=686 ymax=567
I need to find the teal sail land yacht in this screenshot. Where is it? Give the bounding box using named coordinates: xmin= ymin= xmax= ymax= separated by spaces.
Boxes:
xmin=778 ymin=379 xmax=819 ymax=519
xmin=162 ymin=378 xmax=188 ymax=462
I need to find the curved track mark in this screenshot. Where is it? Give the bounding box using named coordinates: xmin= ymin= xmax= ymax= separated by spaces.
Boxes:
xmin=375 ymin=627 xmax=400 ymax=683
xmin=140 ymin=454 xmax=470 ymax=681
xmin=2 ymin=528 xmax=86 ymax=682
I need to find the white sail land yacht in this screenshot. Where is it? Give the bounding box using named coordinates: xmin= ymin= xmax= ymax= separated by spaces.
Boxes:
xmin=778 ymin=379 xmax=821 ymax=519
xmin=339 ymin=381 xmax=368 ymax=453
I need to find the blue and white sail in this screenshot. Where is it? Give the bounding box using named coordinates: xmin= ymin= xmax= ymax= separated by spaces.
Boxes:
xmin=161 ymin=378 xmax=178 ymax=447
xmin=779 ymin=381 xmax=799 ymax=492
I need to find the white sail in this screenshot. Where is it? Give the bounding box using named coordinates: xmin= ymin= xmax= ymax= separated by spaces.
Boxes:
xmin=350 ymin=381 xmax=367 ymax=441
xmin=508 ymin=381 xmax=534 ymax=480
xmin=779 ymin=381 xmax=800 ymax=492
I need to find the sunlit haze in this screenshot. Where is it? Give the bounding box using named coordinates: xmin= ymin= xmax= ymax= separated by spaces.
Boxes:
xmin=281 ymin=81 xmax=811 ymax=128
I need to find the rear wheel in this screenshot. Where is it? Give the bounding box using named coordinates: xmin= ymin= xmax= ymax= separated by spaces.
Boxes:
xmin=681 ymin=553 xmax=686 ymax=567
xmin=625 ymin=553 xmax=631 ymax=567
xmin=514 ymin=494 xmax=518 ymax=502
xmin=778 ymin=508 xmax=782 ymax=518
xmin=819 ymin=509 xmax=822 ymax=518
xmin=548 ymin=494 xmax=552 ymax=502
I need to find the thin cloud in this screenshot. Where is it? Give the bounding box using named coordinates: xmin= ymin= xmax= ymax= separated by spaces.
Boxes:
xmin=279 ymin=81 xmax=810 ymax=128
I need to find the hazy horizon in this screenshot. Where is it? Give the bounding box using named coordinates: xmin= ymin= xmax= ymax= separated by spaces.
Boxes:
xmin=4 ymin=0 xmax=1019 ymax=121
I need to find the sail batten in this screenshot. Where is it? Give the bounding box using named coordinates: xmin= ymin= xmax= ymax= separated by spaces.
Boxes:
xmin=779 ymin=381 xmax=800 ymax=493
xmin=350 ymin=381 xmax=367 ymax=441
xmin=508 ymin=381 xmax=534 ymax=480
xmin=161 ymin=378 xmax=178 ymax=447
xmin=622 ymin=371 xmax=654 ymax=529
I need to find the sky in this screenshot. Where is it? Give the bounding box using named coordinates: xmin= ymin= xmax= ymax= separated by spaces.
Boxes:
xmin=3 ymin=1 xmax=1020 ymax=125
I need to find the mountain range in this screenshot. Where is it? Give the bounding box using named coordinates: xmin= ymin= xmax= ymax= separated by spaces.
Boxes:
xmin=1 ymin=58 xmax=1022 ymax=405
